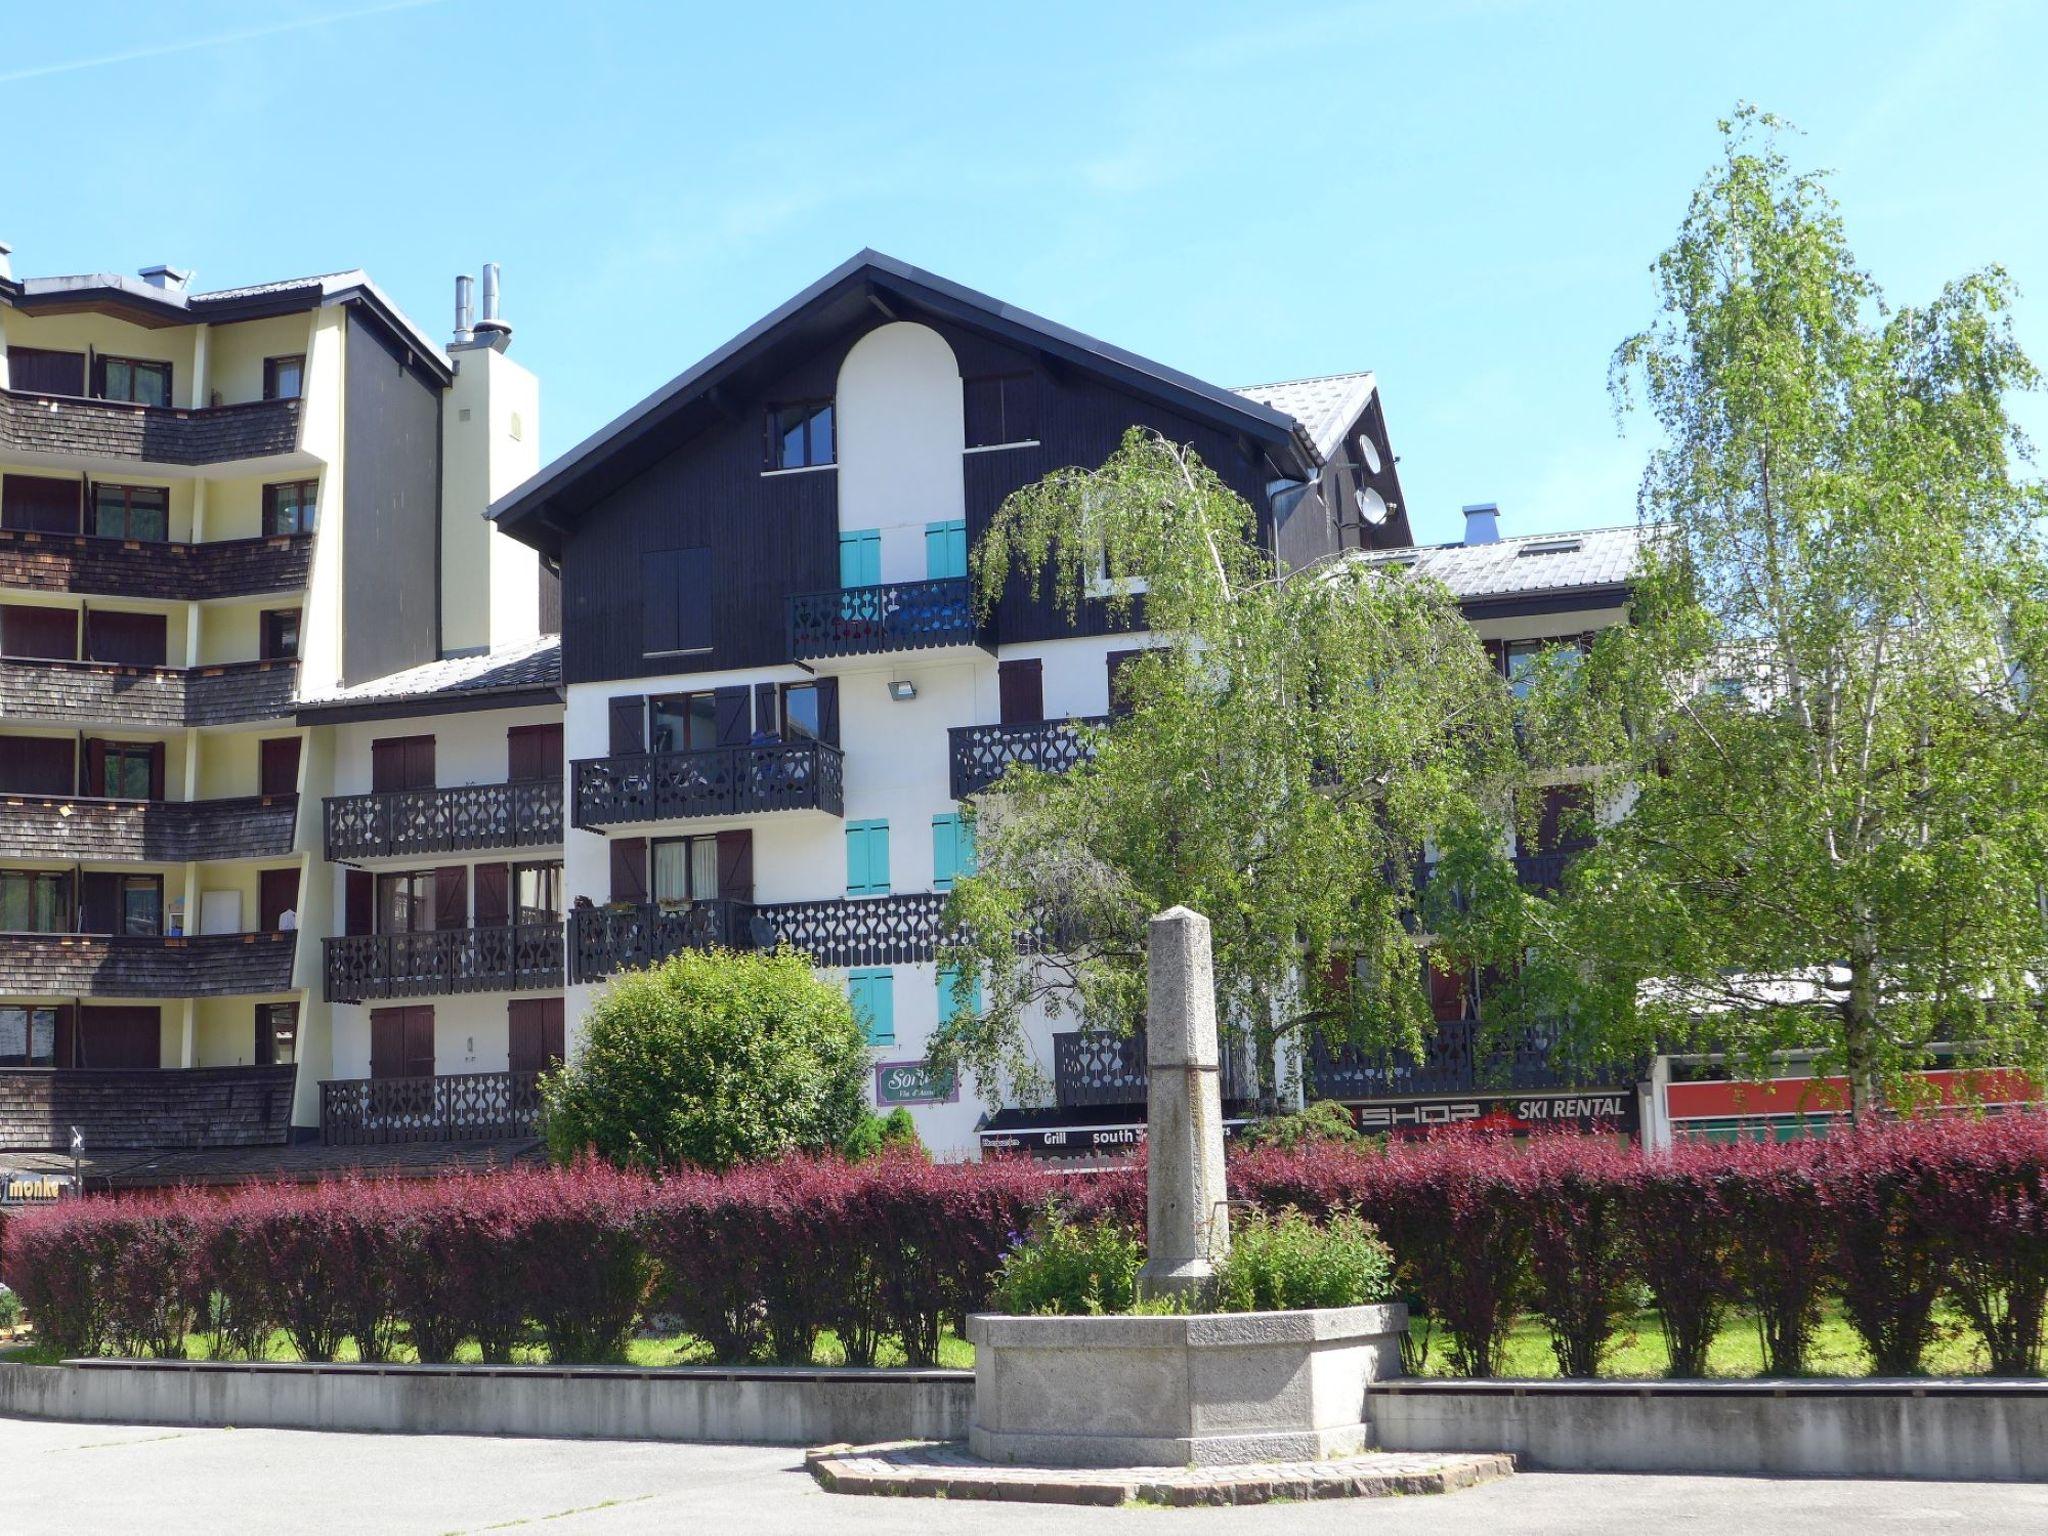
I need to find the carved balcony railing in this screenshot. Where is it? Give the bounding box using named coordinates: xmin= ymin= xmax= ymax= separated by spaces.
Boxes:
xmin=787 ymin=576 xmax=979 ymax=661
xmin=324 ymin=779 xmax=563 ymax=861
xmin=1303 ymin=1018 xmax=1620 ymax=1102
xmin=0 ymin=792 xmax=297 ymax=863
xmin=0 ymin=931 xmax=296 ymax=999
xmin=318 ymin=1070 xmax=542 ymax=1147
xmin=0 ymin=1064 xmax=297 ymax=1152
xmin=0 ymin=387 xmax=302 ymax=467
xmin=570 ymin=740 xmax=843 ymax=829
xmin=948 ymin=716 xmax=1109 ymax=799
xmin=0 ymin=657 xmax=298 ymax=728
xmin=323 ymin=922 xmax=565 ymax=1004
xmin=0 ymin=528 xmax=313 ymax=601
xmin=1051 ymin=1030 xmax=1255 ymax=1110
xmin=570 ymin=892 xmax=953 ymax=982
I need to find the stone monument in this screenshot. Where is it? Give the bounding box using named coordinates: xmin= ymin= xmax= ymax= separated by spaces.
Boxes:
xmin=1136 ymin=905 xmax=1230 ymax=1299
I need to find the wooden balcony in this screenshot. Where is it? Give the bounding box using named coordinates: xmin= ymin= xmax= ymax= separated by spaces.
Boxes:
xmin=1052 ymin=1030 xmax=1255 ymax=1110
xmin=323 ymin=923 xmax=565 ymax=1003
xmin=0 ymin=528 xmax=312 ymax=601
xmin=787 ymin=576 xmax=980 ymax=661
xmin=1303 ymin=1018 xmax=1601 ymax=1102
xmin=0 ymin=387 xmax=301 ymax=467
xmin=570 ymin=892 xmax=950 ymax=982
xmin=570 ymin=740 xmax=843 ymax=830
xmin=0 ymin=1064 xmax=297 ymax=1152
xmin=318 ymin=1070 xmax=541 ymax=1147
xmin=0 ymin=656 xmax=298 ymax=727
xmin=948 ymin=716 xmax=1108 ymax=799
xmin=0 ymin=931 xmax=295 ymax=999
xmin=324 ymin=779 xmax=562 ymax=861
xmin=0 ymin=792 xmax=297 ymax=863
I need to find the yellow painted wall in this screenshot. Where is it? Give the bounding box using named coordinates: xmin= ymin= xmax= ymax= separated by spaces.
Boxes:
xmin=206 ymin=314 xmax=314 ymax=407
xmin=0 ymin=311 xmax=200 ymax=403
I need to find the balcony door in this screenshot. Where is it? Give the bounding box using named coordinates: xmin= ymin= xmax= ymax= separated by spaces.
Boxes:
xmin=369 ymin=1005 xmax=434 ymax=1080
xmin=260 ymin=737 xmax=301 ymax=797
xmin=508 ymin=997 xmax=565 ymax=1073
xmin=998 ymin=658 xmax=1043 ymax=725
xmin=259 ymin=868 xmax=300 ymax=932
xmin=370 ymin=735 xmax=435 ymax=793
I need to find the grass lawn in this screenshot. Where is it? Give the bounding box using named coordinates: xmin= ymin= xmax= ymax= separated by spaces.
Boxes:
xmin=1409 ymin=1302 xmax=1997 ymax=1379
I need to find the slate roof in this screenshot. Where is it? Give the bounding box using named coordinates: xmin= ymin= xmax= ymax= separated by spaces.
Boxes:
xmin=1233 ymin=372 xmax=1378 ymax=461
xmin=1350 ymin=524 xmax=1650 ymax=602
xmin=2 ymin=1135 xmax=546 ymax=1188
xmin=296 ymin=635 xmax=562 ymax=720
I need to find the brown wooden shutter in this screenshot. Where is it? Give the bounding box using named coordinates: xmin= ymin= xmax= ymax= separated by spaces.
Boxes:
xmin=84 ymin=609 xmax=167 ymax=666
xmin=370 ymin=1008 xmax=403 ymax=1079
xmin=1 ymin=473 xmax=83 ymax=534
xmin=147 ymin=742 xmax=166 ymax=802
xmin=83 ymin=738 xmax=108 ymax=797
xmin=259 ymin=868 xmax=300 ymax=932
xmin=79 ymin=872 xmax=119 ymax=934
xmin=260 ymin=737 xmax=301 ymax=797
xmin=753 ymin=682 xmax=779 ymax=735
xmin=404 ymin=1008 xmax=435 ymax=1077
xmin=474 ymin=862 xmax=512 ymax=926
xmin=815 ymin=677 xmax=840 ymax=746
xmin=1427 ymin=958 xmax=1469 ymax=1022
xmin=4 ymin=349 xmax=87 ymax=399
xmin=2 ymin=604 xmax=81 ymax=660
xmin=713 ymin=686 xmax=751 ymax=746
xmin=433 ymin=866 xmax=468 ymax=930
xmin=715 ymin=830 xmax=754 ymax=905
xmin=80 ymin=1006 xmax=160 ymax=1069
xmin=506 ymin=723 xmax=563 ymax=782
xmin=610 ymin=837 xmax=648 ymax=903
xmin=371 ymin=735 xmax=436 ymax=792
xmin=0 ymin=736 xmax=75 ymax=797
xmin=53 ymin=1004 xmax=75 ymax=1070
xmin=345 ymin=868 xmax=374 ymax=936
xmin=609 ymin=696 xmax=647 ymax=755
xmin=998 ymin=658 xmax=1044 ymax=724
xmin=508 ymin=997 xmax=566 ymax=1073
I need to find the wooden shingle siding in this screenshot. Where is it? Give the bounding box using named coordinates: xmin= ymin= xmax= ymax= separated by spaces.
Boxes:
xmin=0 ymin=528 xmax=313 ymax=601
xmin=0 ymin=793 xmax=299 ymax=863
xmin=0 ymin=657 xmax=298 ymax=726
xmin=0 ymin=389 xmax=302 ymax=466
xmin=0 ymin=1063 xmax=296 ymax=1151
xmin=0 ymin=931 xmax=296 ymax=998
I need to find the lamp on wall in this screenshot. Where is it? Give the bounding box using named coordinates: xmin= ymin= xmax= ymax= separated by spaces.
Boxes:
xmin=887 ymin=679 xmax=917 ymax=702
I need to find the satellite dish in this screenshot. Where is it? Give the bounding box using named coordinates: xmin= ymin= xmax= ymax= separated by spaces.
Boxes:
xmin=1357 ymin=433 xmax=1383 ymax=475
xmin=1356 ymin=487 xmax=1389 ymax=524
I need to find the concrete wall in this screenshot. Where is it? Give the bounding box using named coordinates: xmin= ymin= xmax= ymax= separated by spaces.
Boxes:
xmin=1368 ymin=1379 xmax=2048 ymax=1482
xmin=0 ymin=1359 xmax=971 ymax=1447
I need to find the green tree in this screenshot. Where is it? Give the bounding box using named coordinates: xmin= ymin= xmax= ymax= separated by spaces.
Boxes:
xmin=541 ymin=947 xmax=871 ymax=1170
xmin=934 ymin=427 xmax=1517 ymax=1103
xmin=1539 ymin=107 xmax=2048 ymax=1114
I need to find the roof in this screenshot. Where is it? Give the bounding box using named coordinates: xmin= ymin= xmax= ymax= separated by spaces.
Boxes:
xmin=489 ymin=250 xmax=1323 ymax=557
xmin=0 ymin=266 xmax=451 ymax=381
xmin=1233 ymin=372 xmax=1377 ymax=461
xmin=3 ymin=1137 xmax=546 ymax=1189
xmin=295 ymin=635 xmax=561 ymax=724
xmin=1352 ymin=524 xmax=1648 ymax=606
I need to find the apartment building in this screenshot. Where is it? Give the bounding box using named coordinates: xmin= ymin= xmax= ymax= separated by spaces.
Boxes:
xmin=0 ymin=245 xmax=548 ymax=1184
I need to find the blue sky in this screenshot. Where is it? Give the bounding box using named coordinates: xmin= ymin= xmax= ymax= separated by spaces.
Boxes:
xmin=6 ymin=0 xmax=2044 ymax=544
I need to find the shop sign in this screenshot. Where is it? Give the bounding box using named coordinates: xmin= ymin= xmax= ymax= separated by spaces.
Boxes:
xmin=1 ymin=1171 xmax=73 ymax=1205
xmin=875 ymin=1060 xmax=958 ymax=1106
xmin=978 ymin=1120 xmax=1250 ymax=1161
xmin=1343 ymin=1089 xmax=1638 ymax=1135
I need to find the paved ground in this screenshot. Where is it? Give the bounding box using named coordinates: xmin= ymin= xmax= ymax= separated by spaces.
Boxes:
xmin=5 ymin=1415 xmax=2046 ymax=1534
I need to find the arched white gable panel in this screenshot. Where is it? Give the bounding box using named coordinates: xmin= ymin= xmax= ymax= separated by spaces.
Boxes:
xmin=835 ymin=321 xmax=966 ymax=584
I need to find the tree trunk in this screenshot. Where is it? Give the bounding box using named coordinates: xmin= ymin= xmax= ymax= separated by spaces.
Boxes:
xmin=1843 ymin=942 xmax=1882 ymax=1123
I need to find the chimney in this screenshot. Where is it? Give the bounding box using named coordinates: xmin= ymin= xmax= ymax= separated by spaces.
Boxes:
xmin=1462 ymin=502 xmax=1501 ymax=545
xmin=0 ymin=241 xmax=12 ymax=281
xmin=470 ymin=261 xmax=512 ymax=352
xmin=138 ymin=263 xmax=193 ymax=292
xmin=452 ymin=274 xmax=476 ymax=347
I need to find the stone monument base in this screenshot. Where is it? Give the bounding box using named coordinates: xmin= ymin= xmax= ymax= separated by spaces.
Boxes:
xmin=966 ymin=1303 xmax=1408 ymax=1468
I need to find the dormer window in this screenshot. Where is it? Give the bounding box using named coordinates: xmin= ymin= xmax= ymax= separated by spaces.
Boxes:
xmin=964 ymin=372 xmax=1038 ymax=449
xmin=263 ymin=355 xmax=305 ymax=401
xmin=765 ymin=399 xmax=835 ymax=470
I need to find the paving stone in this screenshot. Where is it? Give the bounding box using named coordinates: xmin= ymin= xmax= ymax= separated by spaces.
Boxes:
xmin=806 ymin=1440 xmax=1515 ymax=1507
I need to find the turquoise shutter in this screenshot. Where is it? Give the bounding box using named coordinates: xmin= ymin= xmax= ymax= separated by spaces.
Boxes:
xmin=840 ymin=529 xmax=881 ymax=588
xmin=937 ymin=965 xmax=982 ymax=1024
xmin=958 ymin=815 xmax=977 ymax=878
xmin=846 ymin=821 xmax=891 ymax=896
xmin=850 ymin=968 xmax=895 ymax=1045
xmin=925 ymin=520 xmax=967 ymax=580
xmin=932 ymin=814 xmax=959 ymax=891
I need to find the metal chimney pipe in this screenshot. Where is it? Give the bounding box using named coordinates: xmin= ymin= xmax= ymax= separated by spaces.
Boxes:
xmin=480 ymin=263 xmax=501 ymax=322
xmin=453 ymin=274 xmax=475 ymax=345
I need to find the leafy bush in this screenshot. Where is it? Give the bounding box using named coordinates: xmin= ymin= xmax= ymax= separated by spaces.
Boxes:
xmin=541 ymin=947 xmax=871 ymax=1172
xmin=1213 ymin=1207 xmax=1393 ymax=1312
xmin=515 ymin=1162 xmax=654 ymax=1364
xmin=1820 ymin=1123 xmax=1953 ymax=1374
xmin=0 ymin=1283 xmax=20 ymax=1329
xmin=1239 ymin=1100 xmax=1364 ymax=1152
xmin=1931 ymin=1112 xmax=2048 ymax=1374
xmin=104 ymin=1197 xmax=204 ymax=1359
xmin=991 ymin=1203 xmax=1142 ymax=1315
xmin=1717 ymin=1136 xmax=1831 ymax=1375
xmin=1620 ymin=1142 xmax=1738 ymax=1377
xmin=843 ymin=1107 xmax=924 ymax=1162
xmin=3 ymin=1200 xmax=124 ymax=1356
xmin=1521 ymin=1135 xmax=1638 ymax=1377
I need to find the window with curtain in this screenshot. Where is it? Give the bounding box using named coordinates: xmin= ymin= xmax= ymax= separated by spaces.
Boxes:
xmin=262 ymin=480 xmax=319 ymax=536
xmin=99 ymin=357 xmax=171 ymax=406
xmin=91 ymin=484 xmax=169 ymax=541
xmin=101 ymin=743 xmax=155 ymax=800
xmin=263 ymin=355 xmax=305 ymax=400
xmin=514 ymin=862 xmax=564 ymax=922
xmin=652 ymin=836 xmax=719 ymax=905
xmin=376 ymin=871 xmax=434 ymax=934
xmin=0 ymin=1005 xmax=60 ymax=1068
xmin=0 ymin=870 xmax=70 ymax=933
xmin=649 ymin=692 xmax=719 ymax=754
xmin=780 ymin=682 xmax=821 ymax=741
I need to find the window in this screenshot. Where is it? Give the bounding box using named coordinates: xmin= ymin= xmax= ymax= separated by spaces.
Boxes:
xmin=924 ymin=519 xmax=968 ymax=581
xmin=377 ymin=871 xmax=434 ymax=934
xmin=0 ymin=870 xmax=70 ymax=933
xmin=964 ymin=373 xmax=1038 ymax=448
xmin=262 ymin=480 xmax=318 ymax=536
xmin=91 ymin=484 xmax=169 ymax=542
xmin=1504 ymin=639 xmax=1582 ymax=701
xmin=780 ymin=682 xmax=822 ymax=742
xmin=643 ymin=546 xmax=713 ymax=656
xmin=845 ymin=820 xmax=891 ymax=897
xmin=257 ymin=1002 xmax=299 ymax=1067
xmin=838 ymin=528 xmax=881 ymax=589
xmin=652 ymin=835 xmax=720 ymax=905
xmin=650 ymin=691 xmax=719 ymax=754
xmin=931 ymin=813 xmax=976 ymax=891
xmin=263 ymin=355 xmax=305 ymax=401
xmin=937 ymin=965 xmax=982 ymax=1025
xmin=514 ymin=862 xmax=564 ymax=923
xmin=260 ymin=608 xmax=301 ymax=661
xmin=370 ymin=735 xmax=435 ymax=793
xmin=507 ymin=723 xmax=563 ymax=782
xmin=118 ymin=876 xmax=162 ymax=937
xmin=0 ymin=1005 xmax=61 ymax=1068
xmin=98 ymin=356 xmax=172 ymax=406
xmin=848 ymin=968 xmax=895 ymax=1045
xmin=765 ymin=399 xmax=834 ymax=470
xmin=102 ymin=743 xmax=156 ymax=800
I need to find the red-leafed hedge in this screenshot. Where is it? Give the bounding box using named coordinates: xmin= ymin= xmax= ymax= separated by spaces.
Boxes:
xmin=4 ymin=1118 xmax=2047 ymax=1376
